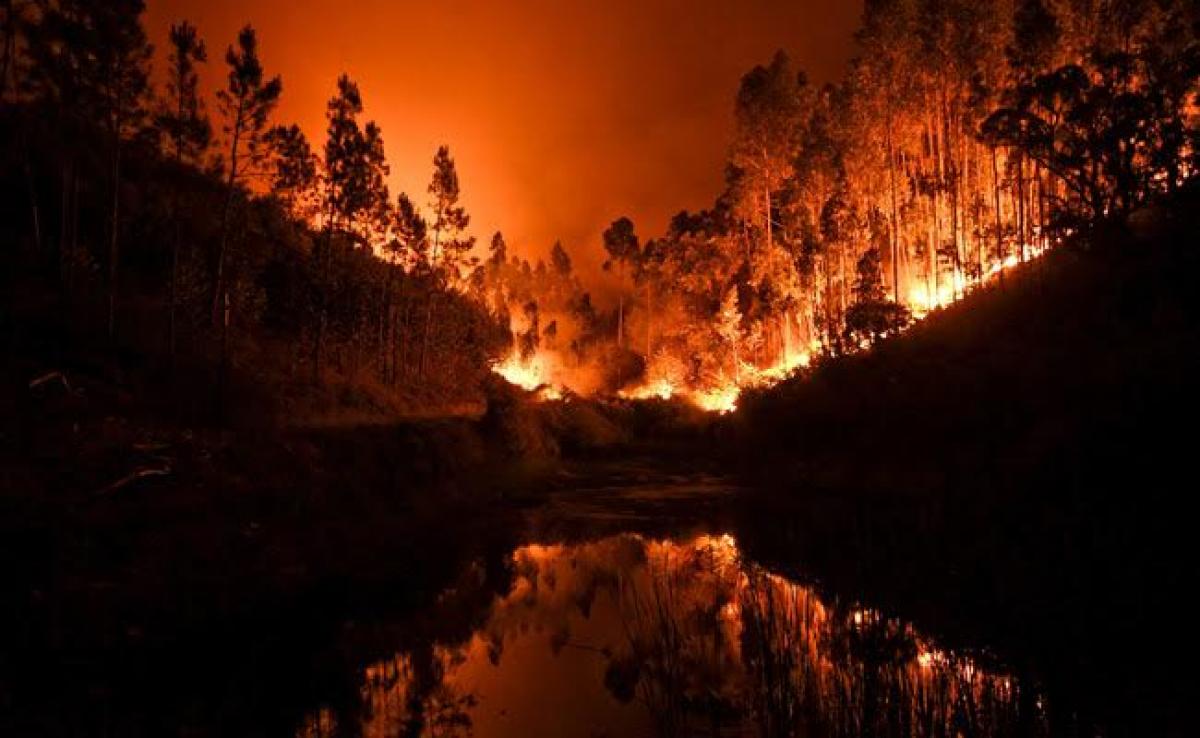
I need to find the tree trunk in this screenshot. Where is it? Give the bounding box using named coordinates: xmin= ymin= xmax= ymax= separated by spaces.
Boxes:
xmin=23 ymin=147 xmax=41 ymax=253
xmin=212 ymin=102 xmax=245 ymax=325
xmin=0 ymin=0 xmax=13 ymax=100
xmin=419 ymin=289 xmax=437 ymax=377
xmin=58 ymin=159 xmax=75 ymax=286
xmin=1016 ymin=155 xmax=1026 ymax=262
xmin=991 ymin=146 xmax=1005 ymax=288
xmin=379 ymin=272 xmax=391 ymax=382
xmin=218 ymin=286 xmax=230 ymax=420
xmin=169 ymin=210 xmax=180 ymax=364
xmin=762 ymin=148 xmax=773 ymax=257
xmin=645 ymin=280 xmax=652 ymax=361
xmin=398 ymin=297 xmax=411 ymax=379
xmin=107 ymin=142 xmax=122 ymax=341
xmin=885 ymin=99 xmax=901 ymax=304
xmin=617 ymin=294 xmax=624 ymax=349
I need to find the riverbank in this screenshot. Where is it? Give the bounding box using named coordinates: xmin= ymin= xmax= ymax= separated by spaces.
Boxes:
xmin=728 ymin=194 xmax=1200 ymax=733
xmin=0 ymin=333 xmax=714 ymax=671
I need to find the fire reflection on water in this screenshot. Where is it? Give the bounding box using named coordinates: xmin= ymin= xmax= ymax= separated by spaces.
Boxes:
xmin=298 ymin=534 xmax=1044 ymax=737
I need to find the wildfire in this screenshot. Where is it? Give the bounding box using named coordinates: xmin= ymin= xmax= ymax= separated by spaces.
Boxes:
xmin=492 ymin=350 xmax=563 ymax=400
xmin=491 ymin=242 xmax=1052 ymax=414
xmin=690 ymin=385 xmax=742 ymax=414
xmin=613 ymin=346 xmax=815 ymax=415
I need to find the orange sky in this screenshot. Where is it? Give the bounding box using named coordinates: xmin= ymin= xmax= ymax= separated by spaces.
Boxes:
xmin=145 ymin=0 xmax=862 ymax=273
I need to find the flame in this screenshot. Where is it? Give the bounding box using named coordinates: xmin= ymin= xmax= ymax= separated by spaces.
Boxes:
xmin=690 ymin=385 xmax=741 ymax=414
xmin=492 ymin=350 xmax=564 ymax=400
xmin=494 ymin=242 xmax=1052 ymax=414
xmin=617 ymin=344 xmax=814 ymax=414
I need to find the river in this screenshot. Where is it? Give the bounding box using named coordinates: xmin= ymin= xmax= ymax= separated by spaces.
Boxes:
xmin=288 ymin=466 xmax=1044 ymax=738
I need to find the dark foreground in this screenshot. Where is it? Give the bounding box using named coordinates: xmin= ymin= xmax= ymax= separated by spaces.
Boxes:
xmin=733 ymin=205 xmax=1200 ymax=735
xmin=1 ymin=467 xmax=1054 ymax=737
xmin=0 ymin=454 xmax=1190 ymax=737
xmin=3 ymin=211 xmax=1198 ymax=736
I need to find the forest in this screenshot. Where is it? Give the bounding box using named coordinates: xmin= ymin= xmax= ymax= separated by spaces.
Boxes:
xmin=3 ymin=2 xmax=1199 ymax=736
xmin=3 ymin=1 xmax=1196 ymax=421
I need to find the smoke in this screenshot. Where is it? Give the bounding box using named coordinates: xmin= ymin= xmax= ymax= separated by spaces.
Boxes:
xmin=145 ymin=0 xmax=862 ymax=291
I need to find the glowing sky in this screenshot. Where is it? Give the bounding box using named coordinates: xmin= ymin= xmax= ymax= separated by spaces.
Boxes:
xmin=145 ymin=0 xmax=862 ymax=271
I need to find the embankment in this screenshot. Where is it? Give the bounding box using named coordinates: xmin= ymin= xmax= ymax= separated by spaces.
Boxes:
xmin=728 ymin=195 xmax=1200 ymax=732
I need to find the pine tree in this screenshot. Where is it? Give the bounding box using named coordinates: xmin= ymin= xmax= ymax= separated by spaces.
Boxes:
xmin=213 ymin=25 xmax=282 ymax=326
xmin=159 ymin=20 xmax=211 ymax=361
xmin=421 ymin=145 xmax=474 ymax=375
xmin=389 ymin=192 xmax=427 ymax=378
xmin=35 ymin=0 xmax=154 ymax=340
xmin=427 ymin=145 xmax=474 ymax=283
xmin=266 ymin=123 xmax=317 ymax=220
xmin=314 ymin=74 xmax=390 ymax=378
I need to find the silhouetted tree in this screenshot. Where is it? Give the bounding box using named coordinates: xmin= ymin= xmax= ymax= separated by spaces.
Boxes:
xmin=421 ymin=145 xmax=474 ymax=375
xmin=313 ymin=74 xmax=389 ymax=378
xmin=159 ymin=19 xmax=210 ymax=360
xmin=602 ymin=216 xmax=639 ymax=348
xmin=845 ymin=248 xmax=910 ymax=345
xmin=213 ymin=25 xmax=281 ymax=326
xmin=427 ymin=145 xmax=474 ymax=282
xmin=266 ymin=123 xmax=317 ymax=220
xmin=550 ymin=240 xmax=572 ymax=278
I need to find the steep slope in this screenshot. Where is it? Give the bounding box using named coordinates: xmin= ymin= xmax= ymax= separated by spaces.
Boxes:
xmin=731 ymin=195 xmax=1200 ymax=733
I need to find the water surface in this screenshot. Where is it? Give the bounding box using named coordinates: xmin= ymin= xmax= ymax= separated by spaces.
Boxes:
xmin=292 ymin=473 xmax=1044 ymax=737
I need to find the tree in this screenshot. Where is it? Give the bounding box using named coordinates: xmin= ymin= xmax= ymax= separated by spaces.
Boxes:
xmin=0 ymin=0 xmax=28 ymax=102
xmin=550 ymin=240 xmax=572 ymax=278
xmin=266 ymin=123 xmax=317 ymax=220
xmin=212 ymin=25 xmax=282 ymax=326
xmin=314 ymin=74 xmax=390 ymax=378
xmin=389 ymin=192 xmax=427 ymax=378
xmin=602 ymin=216 xmax=639 ymax=348
xmin=159 ymin=19 xmax=211 ymax=360
xmin=1009 ymin=0 xmax=1060 ymax=81
xmin=159 ymin=21 xmax=210 ymax=166
xmin=488 ymin=231 xmax=508 ymax=270
xmin=63 ymin=0 xmax=153 ymax=340
xmin=729 ymin=51 xmax=806 ymax=268
xmin=715 ymin=287 xmax=743 ymax=384
xmin=981 ymin=53 xmax=1197 ymax=223
xmin=427 ymin=145 xmax=474 ymax=283
xmin=844 ymin=248 xmax=910 ymax=345
xmin=394 ymin=192 xmax=429 ymax=271
xmin=421 ymin=145 xmax=474 ymax=374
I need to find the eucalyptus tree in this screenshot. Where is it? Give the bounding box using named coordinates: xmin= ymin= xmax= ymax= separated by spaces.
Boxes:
xmin=729 ymin=51 xmax=807 ymax=271
xmin=602 ymin=216 xmax=639 ymax=349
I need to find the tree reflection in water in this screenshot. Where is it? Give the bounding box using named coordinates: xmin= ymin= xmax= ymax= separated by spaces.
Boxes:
xmin=298 ymin=534 xmax=1045 ymax=737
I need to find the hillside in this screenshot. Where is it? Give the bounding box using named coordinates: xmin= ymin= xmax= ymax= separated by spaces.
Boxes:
xmin=731 ymin=192 xmax=1200 ymax=733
